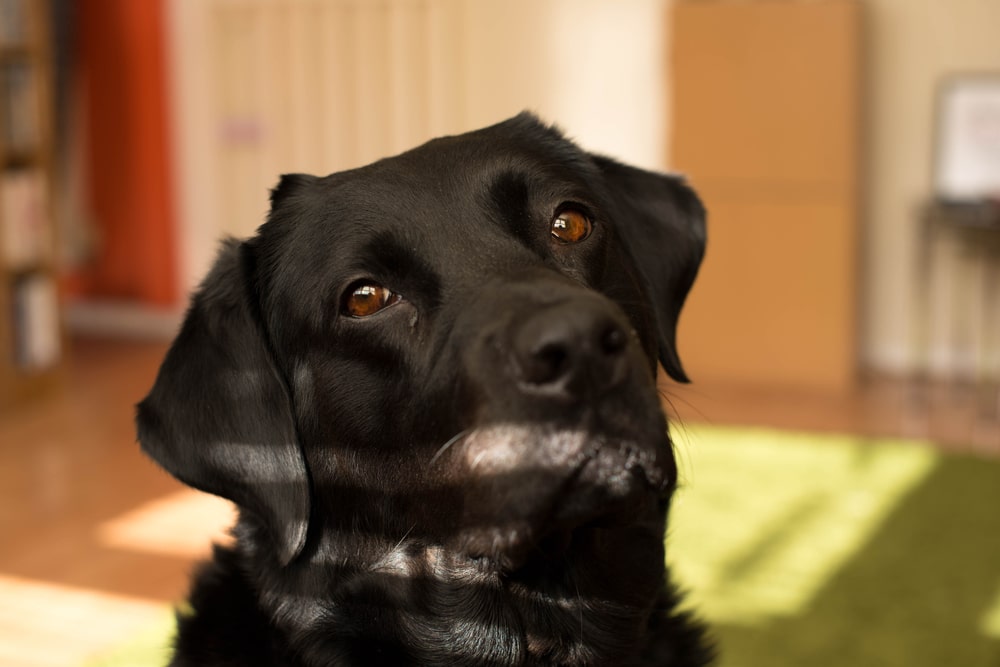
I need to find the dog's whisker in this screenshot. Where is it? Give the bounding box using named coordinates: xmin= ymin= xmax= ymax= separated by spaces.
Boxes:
xmin=394 ymin=524 xmax=416 ymax=552
xmin=429 ymin=429 xmax=470 ymax=467
xmin=657 ymin=387 xmax=711 ymax=425
xmin=570 ymin=562 xmax=585 ymax=645
xmin=470 ymin=450 xmax=488 ymax=469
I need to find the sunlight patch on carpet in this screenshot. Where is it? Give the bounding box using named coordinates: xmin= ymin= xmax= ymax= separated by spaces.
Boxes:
xmin=0 ymin=575 xmax=166 ymax=667
xmin=668 ymin=425 xmax=938 ymax=626
xmin=82 ymin=613 xmax=176 ymax=667
xmin=981 ymin=583 xmax=1000 ymax=639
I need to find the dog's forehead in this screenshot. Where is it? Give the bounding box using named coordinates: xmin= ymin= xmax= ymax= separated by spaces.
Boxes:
xmin=256 ymin=115 xmax=617 ymax=309
xmin=348 ymin=120 xmax=599 ymax=212
xmin=312 ymin=123 xmax=604 ymax=254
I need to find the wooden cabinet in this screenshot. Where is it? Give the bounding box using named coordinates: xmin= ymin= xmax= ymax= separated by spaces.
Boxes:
xmin=0 ymin=0 xmax=63 ymax=407
xmin=671 ymin=0 xmax=862 ymax=393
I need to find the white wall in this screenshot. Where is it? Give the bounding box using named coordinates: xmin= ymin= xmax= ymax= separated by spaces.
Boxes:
xmin=460 ymin=0 xmax=670 ymax=171
xmin=166 ymin=0 xmax=672 ymax=298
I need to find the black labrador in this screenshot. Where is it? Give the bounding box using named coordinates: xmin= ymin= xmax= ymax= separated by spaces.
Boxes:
xmin=137 ymin=113 xmax=713 ymax=666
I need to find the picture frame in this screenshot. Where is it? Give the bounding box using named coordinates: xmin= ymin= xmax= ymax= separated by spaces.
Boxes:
xmin=933 ymin=73 xmax=1000 ymax=203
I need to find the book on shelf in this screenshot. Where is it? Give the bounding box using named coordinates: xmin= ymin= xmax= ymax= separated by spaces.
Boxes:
xmin=0 ymin=0 xmax=27 ymax=49
xmin=11 ymin=272 xmax=60 ymax=371
xmin=1 ymin=167 xmax=50 ymax=269
xmin=2 ymin=60 xmax=41 ymax=153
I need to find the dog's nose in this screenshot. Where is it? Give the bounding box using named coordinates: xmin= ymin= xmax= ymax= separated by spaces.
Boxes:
xmin=512 ymin=302 xmax=630 ymax=398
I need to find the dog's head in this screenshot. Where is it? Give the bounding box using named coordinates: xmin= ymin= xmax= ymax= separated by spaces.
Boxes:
xmin=137 ymin=114 xmax=705 ymax=579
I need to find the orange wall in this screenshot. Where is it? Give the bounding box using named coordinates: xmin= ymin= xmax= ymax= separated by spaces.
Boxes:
xmin=672 ymin=0 xmax=862 ymax=393
xmin=76 ymin=0 xmax=176 ymax=306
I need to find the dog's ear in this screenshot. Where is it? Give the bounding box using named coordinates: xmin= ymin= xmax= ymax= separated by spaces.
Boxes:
xmin=592 ymin=155 xmax=706 ymax=383
xmin=136 ymin=239 xmax=310 ymax=566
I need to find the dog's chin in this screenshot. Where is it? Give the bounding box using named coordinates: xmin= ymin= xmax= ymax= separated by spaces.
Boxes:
xmin=453 ymin=427 xmax=673 ymax=573
xmin=457 ymin=494 xmax=663 ymax=575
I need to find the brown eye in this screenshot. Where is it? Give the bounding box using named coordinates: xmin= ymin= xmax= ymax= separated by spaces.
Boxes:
xmin=550 ymin=209 xmax=592 ymax=244
xmin=343 ymin=283 xmax=401 ymax=318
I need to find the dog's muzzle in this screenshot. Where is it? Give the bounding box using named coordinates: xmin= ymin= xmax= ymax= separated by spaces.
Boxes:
xmin=440 ymin=279 xmax=675 ymax=570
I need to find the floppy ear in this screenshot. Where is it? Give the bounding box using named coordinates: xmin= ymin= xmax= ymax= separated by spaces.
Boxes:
xmin=136 ymin=239 xmax=310 ymax=566
xmin=592 ymin=155 xmax=707 ymax=383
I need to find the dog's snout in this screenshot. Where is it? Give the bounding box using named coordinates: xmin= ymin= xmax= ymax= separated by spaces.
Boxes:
xmin=513 ymin=302 xmax=630 ymax=397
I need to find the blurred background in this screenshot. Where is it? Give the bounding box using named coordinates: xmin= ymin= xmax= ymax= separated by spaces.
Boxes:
xmin=1 ymin=0 xmax=998 ymax=665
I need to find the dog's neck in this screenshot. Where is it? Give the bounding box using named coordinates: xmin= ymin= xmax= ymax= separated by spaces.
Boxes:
xmin=234 ymin=514 xmax=673 ymax=665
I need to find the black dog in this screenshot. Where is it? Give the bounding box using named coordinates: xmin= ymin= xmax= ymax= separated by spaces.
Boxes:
xmin=137 ymin=113 xmax=712 ymax=666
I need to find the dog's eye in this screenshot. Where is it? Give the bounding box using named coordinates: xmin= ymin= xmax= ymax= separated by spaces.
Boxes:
xmin=343 ymin=283 xmax=401 ymax=318
xmin=550 ymin=209 xmax=592 ymax=244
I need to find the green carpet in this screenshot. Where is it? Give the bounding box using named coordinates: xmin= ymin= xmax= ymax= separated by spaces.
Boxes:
xmin=87 ymin=425 xmax=1000 ymax=666
xmin=668 ymin=425 xmax=1000 ymax=666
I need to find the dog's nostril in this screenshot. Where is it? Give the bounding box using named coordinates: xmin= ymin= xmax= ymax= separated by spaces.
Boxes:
xmin=601 ymin=325 xmax=627 ymax=356
xmin=525 ymin=342 xmax=570 ymax=385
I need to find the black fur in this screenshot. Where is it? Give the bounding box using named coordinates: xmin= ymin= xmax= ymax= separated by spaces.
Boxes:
xmin=138 ymin=113 xmax=714 ymax=666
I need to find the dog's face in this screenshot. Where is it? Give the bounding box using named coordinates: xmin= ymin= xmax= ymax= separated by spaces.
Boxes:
xmin=137 ymin=114 xmax=706 ymax=663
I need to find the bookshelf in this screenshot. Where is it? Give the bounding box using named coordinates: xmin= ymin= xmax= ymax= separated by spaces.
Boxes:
xmin=0 ymin=0 xmax=63 ymax=408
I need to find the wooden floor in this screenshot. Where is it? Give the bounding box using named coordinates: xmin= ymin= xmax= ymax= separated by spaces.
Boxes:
xmin=667 ymin=371 xmax=1000 ymax=457
xmin=0 ymin=337 xmax=997 ymax=665
xmin=0 ymin=339 xmax=233 ymax=666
